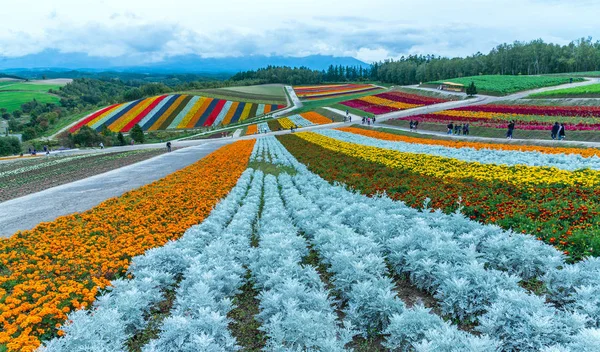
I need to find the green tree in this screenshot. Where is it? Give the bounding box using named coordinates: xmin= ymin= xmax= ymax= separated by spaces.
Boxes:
xmin=22 ymin=127 xmax=37 ymax=141
xmin=117 ymin=132 xmax=126 ymax=146
xmin=129 ymin=124 xmax=145 ymax=143
xmin=466 ymin=82 xmax=478 ymax=96
xmin=0 ymin=137 xmax=21 ymax=156
xmin=72 ymin=126 xmax=102 ymax=147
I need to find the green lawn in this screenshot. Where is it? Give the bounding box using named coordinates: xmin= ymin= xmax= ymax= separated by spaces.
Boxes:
xmin=545 ymin=71 xmax=600 ymax=78
xmin=426 ymin=75 xmax=582 ymax=95
xmin=528 ymin=83 xmax=600 ymax=98
xmin=0 ymin=91 xmax=61 ymax=112
xmin=219 ymin=84 xmax=285 ymax=98
xmin=0 ymin=82 xmax=63 ymax=91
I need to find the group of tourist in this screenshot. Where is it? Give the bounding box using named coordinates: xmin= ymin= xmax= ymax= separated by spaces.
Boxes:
xmin=446 ymin=122 xmax=470 ymax=136
xmin=361 ymin=116 xmax=375 ymax=125
xmin=409 ymin=120 xmax=419 ymax=131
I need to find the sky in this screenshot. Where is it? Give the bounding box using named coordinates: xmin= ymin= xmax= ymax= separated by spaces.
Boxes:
xmin=0 ymin=0 xmax=598 ymax=63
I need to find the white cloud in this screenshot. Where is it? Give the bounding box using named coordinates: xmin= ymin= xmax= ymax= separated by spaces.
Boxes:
xmin=0 ymin=0 xmax=598 ymax=62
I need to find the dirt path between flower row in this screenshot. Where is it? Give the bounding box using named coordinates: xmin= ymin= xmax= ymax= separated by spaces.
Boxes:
xmin=0 ymin=140 xmax=232 ymax=237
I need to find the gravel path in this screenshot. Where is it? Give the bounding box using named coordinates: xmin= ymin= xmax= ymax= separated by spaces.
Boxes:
xmin=0 ymin=140 xmax=231 ymax=237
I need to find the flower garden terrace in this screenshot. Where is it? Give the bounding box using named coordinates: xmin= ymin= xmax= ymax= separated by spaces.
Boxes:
xmin=402 ymin=103 xmax=600 ymax=131
xmin=69 ymin=94 xmax=286 ymax=134
xmin=7 ymin=135 xmax=597 ymax=351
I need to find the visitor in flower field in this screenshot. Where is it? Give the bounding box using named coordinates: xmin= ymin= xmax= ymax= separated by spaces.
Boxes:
xmin=373 ymin=116 xmax=376 ymax=124
xmin=463 ymin=123 xmax=469 ymax=135
xmin=447 ymin=122 xmax=454 ymax=134
xmin=99 ymin=142 xmax=104 ymax=149
xmin=409 ymin=120 xmax=414 ymax=130
xmin=166 ymin=141 xmax=172 ymax=152
xmin=414 ymin=120 xmax=418 ymax=130
xmin=551 ymin=122 xmax=560 ymax=140
xmin=507 ymin=120 xmax=515 ymax=139
xmin=559 ymin=123 xmax=566 ymax=140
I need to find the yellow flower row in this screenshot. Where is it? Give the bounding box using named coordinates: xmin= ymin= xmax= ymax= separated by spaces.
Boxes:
xmin=433 ymin=110 xmax=518 ymax=120
xmin=360 ymin=96 xmax=420 ymax=110
xmin=295 ymin=132 xmax=600 ymax=187
xmin=277 ymin=117 xmax=295 ymax=129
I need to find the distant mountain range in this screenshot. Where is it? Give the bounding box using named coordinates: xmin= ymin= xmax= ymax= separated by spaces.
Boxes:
xmin=0 ymin=50 xmax=370 ymax=74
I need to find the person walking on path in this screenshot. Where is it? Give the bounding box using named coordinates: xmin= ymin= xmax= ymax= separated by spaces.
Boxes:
xmin=507 ymin=121 xmax=515 ymax=139
xmin=166 ymin=141 xmax=172 ymax=152
xmin=367 ymin=118 xmax=371 ymax=126
xmin=551 ymin=122 xmax=560 ymax=140
xmin=414 ymin=120 xmax=418 ymax=130
xmin=348 ymin=115 xmax=352 ymax=122
xmin=463 ymin=123 xmax=469 ymax=135
xmin=447 ymin=122 xmax=454 ymax=135
xmin=558 ymin=123 xmax=566 ymax=140
xmin=99 ymin=142 xmax=104 ymax=150
xmin=372 ymin=116 xmax=376 ymax=124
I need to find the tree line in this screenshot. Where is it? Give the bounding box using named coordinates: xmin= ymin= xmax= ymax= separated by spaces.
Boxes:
xmin=231 ymin=37 xmax=600 ymax=86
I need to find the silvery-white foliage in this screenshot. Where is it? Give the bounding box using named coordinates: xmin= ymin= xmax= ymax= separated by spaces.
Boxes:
xmin=287 ymin=114 xmax=313 ymax=127
xmin=318 ymin=128 xmax=600 ymax=171
xmin=249 ymin=174 xmax=352 ymax=350
xmin=477 ymin=290 xmax=588 ymax=351
xmin=412 ymin=324 xmax=500 ymax=352
xmin=40 ymin=308 xmax=127 ymax=352
xmin=143 ymin=313 xmax=238 ymax=352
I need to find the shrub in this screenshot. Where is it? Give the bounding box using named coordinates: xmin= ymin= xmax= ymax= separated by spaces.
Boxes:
xmin=0 ymin=136 xmax=21 ymax=156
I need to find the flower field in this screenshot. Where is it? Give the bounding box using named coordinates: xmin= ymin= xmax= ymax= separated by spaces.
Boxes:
xmin=293 ymin=84 xmax=379 ymax=100
xmin=69 ymin=94 xmax=286 ymax=133
xmin=0 ymin=141 xmax=254 ymax=351
xmin=0 ymin=149 xmax=164 ymax=202
xmin=266 ymin=111 xmax=332 ymax=131
xmin=341 ymin=91 xmax=449 ymax=115
xmin=406 ymin=104 xmax=600 ymax=131
xmin=36 ymin=136 xmax=600 ymax=351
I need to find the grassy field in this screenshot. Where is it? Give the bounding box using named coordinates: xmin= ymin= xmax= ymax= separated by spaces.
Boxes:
xmin=182 ymin=84 xmax=287 ymax=105
xmin=528 ymin=83 xmax=600 ymax=98
xmin=0 ymin=91 xmax=61 ymax=112
xmin=0 ymin=81 xmax=66 ymax=112
xmin=425 ymin=75 xmax=582 ymax=95
xmin=0 ymin=82 xmax=63 ymax=92
xmin=392 ymin=86 xmax=463 ymax=100
xmin=384 ymin=119 xmax=600 ymax=143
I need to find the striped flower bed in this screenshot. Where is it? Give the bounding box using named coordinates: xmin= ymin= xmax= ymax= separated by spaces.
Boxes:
xmin=300 ymin=112 xmax=332 ymax=125
xmin=70 ymin=95 xmax=286 ymax=133
xmin=293 ymin=84 xmax=379 ymax=100
xmin=341 ymin=91 xmax=449 ymax=115
xmin=405 ymin=104 xmax=600 ymax=131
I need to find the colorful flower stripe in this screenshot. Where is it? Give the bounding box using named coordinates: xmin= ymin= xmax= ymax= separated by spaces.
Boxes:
xmin=70 ymin=95 xmax=286 ymax=133
xmin=302 ymin=87 xmax=380 ymax=100
xmin=287 ymin=114 xmax=313 ymax=127
xmin=300 ymin=112 xmax=332 ymax=125
xmin=341 ymin=91 xmax=449 ymax=116
xmin=90 ymin=101 xmax=137 ymax=131
xmin=0 ymin=140 xmax=255 ymax=352
xmin=360 ymin=95 xmax=420 ymax=110
xmin=409 ymin=104 xmax=600 ymax=131
xmin=277 ymin=117 xmax=294 ymax=129
xmin=122 ymin=95 xmax=169 ymax=132
xmin=295 ymin=132 xmax=600 ymax=187
xmin=246 ymin=124 xmax=258 ymax=134
xmin=320 ymin=128 xmax=600 ymax=172
xmin=166 ymin=95 xmax=200 ymax=129
xmin=108 ymin=96 xmax=159 ymax=132
xmin=337 ymin=127 xmax=600 ymax=158
xmin=139 ymin=95 xmax=177 ymax=130
xmin=68 ymin=104 xmax=120 ymax=133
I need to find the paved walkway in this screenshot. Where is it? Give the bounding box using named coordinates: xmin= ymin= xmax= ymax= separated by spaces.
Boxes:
xmin=0 ymin=140 xmax=231 ymax=237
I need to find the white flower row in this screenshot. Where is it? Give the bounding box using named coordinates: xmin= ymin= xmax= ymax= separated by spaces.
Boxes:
xmin=277 ymin=171 xmax=497 ymax=350
xmin=250 ymin=137 xmax=295 ymax=167
xmin=249 ymin=174 xmax=352 ymax=350
xmin=259 ymin=136 xmax=600 ymax=351
xmin=318 ymin=128 xmax=600 ymax=171
xmin=41 ymin=169 xmax=255 ymax=351
xmin=287 ymin=114 xmax=313 ymax=127
xmin=257 ymin=122 xmax=270 ymax=133
xmin=143 ymin=170 xmax=263 ymax=352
